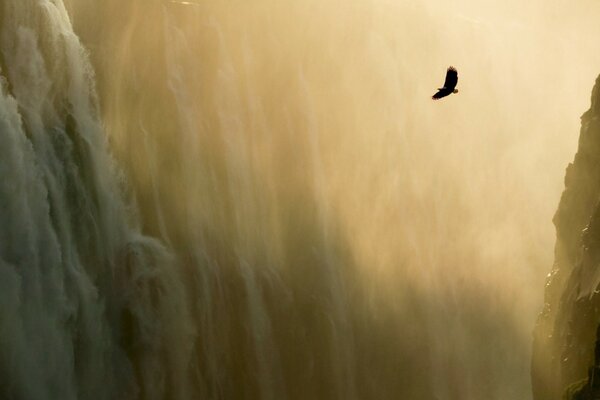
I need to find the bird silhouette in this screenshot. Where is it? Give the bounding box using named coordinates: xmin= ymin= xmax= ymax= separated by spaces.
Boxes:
xmin=432 ymin=66 xmax=458 ymax=100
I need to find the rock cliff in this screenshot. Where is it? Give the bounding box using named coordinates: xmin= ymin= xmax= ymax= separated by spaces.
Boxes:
xmin=533 ymin=74 xmax=600 ymax=400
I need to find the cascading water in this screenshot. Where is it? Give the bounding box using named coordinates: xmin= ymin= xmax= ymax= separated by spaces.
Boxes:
xmin=3 ymin=0 xmax=600 ymax=399
xmin=0 ymin=2 xmax=193 ymax=399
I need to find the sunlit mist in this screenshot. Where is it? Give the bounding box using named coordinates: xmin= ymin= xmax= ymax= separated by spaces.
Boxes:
xmin=2 ymin=0 xmax=600 ymax=399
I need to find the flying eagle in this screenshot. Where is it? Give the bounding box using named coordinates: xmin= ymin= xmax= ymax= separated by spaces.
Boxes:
xmin=432 ymin=66 xmax=458 ymax=100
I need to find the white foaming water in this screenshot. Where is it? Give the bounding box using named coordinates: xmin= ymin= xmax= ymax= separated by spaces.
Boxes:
xmin=0 ymin=2 xmax=192 ymax=399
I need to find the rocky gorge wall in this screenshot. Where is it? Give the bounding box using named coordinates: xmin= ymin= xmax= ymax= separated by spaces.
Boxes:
xmin=533 ymin=74 xmax=600 ymax=400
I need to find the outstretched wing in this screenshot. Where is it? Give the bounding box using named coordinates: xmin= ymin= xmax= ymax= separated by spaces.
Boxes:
xmin=443 ymin=66 xmax=458 ymax=89
xmin=432 ymin=88 xmax=451 ymax=100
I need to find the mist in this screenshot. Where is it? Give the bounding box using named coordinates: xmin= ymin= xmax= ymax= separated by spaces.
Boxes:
xmin=3 ymin=0 xmax=600 ymax=399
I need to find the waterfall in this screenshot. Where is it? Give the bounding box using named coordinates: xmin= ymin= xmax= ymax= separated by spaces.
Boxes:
xmin=3 ymin=0 xmax=600 ymax=399
xmin=0 ymin=2 xmax=193 ymax=399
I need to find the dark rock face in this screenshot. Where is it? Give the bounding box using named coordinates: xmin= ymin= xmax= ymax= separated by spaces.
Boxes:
xmin=559 ymin=325 xmax=600 ymax=400
xmin=533 ymin=74 xmax=600 ymax=400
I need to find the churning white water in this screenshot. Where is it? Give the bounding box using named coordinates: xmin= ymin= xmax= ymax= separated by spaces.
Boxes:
xmin=2 ymin=0 xmax=600 ymax=399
